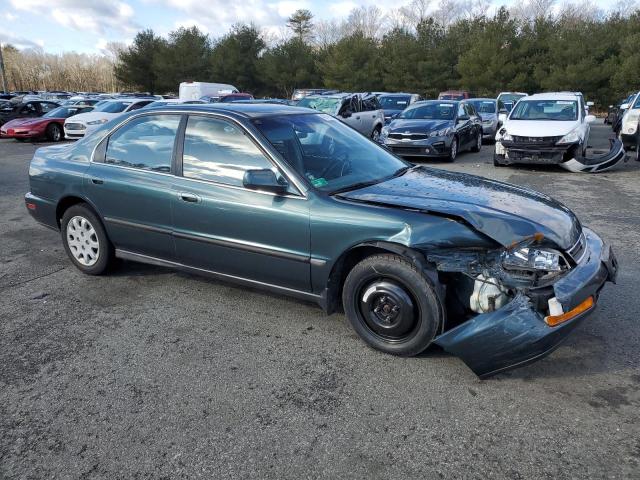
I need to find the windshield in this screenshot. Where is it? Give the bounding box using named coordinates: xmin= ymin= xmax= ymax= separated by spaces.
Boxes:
xmin=398 ymin=102 xmax=456 ymax=120
xmin=469 ymin=100 xmax=496 ymax=114
xmin=510 ymin=100 xmax=578 ymax=121
xmin=379 ymin=95 xmax=410 ymax=110
xmin=253 ymin=113 xmax=408 ymax=193
xmin=633 ymin=94 xmax=640 ymax=108
xmin=296 ymin=97 xmax=341 ymax=114
xmin=498 ymin=93 xmax=526 ymax=103
xmin=94 ymin=101 xmax=132 ymax=113
xmin=44 ymin=106 xmax=89 ymax=118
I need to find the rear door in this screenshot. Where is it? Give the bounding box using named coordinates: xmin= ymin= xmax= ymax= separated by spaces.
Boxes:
xmin=171 ymin=114 xmax=311 ymax=291
xmin=85 ymin=113 xmax=182 ymax=259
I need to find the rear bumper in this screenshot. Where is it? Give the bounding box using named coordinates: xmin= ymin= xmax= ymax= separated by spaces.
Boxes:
xmin=435 ymin=228 xmax=617 ymax=378
xmin=25 ymin=192 xmax=59 ymax=230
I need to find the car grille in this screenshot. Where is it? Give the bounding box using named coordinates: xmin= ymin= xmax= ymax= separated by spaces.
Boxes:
xmin=567 ymin=231 xmax=587 ymax=264
xmin=389 ymin=146 xmax=426 ymax=155
xmin=388 ymin=133 xmax=428 ymax=140
xmin=65 ymin=123 xmax=85 ymax=130
xmin=512 ymin=135 xmax=563 ymax=144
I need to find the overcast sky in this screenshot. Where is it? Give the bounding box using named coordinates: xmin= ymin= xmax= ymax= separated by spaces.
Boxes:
xmin=0 ymin=0 xmax=624 ymax=54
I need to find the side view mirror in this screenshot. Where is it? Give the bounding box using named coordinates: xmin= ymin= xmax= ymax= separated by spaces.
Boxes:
xmin=243 ymin=169 xmax=288 ymax=194
xmin=585 ymin=114 xmax=596 ymax=124
xmin=620 ymin=103 xmax=630 ymax=110
xmin=586 ymin=101 xmax=594 ymax=107
xmin=340 ymin=110 xmax=352 ymax=118
xmin=609 ymin=105 xmax=613 ymax=109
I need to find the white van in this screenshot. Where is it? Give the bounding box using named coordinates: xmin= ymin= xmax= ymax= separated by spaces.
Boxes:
xmin=178 ymin=82 xmax=238 ymax=102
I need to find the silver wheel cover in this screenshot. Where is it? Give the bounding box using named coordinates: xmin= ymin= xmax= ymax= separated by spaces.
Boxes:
xmin=66 ymin=215 xmax=100 ymax=266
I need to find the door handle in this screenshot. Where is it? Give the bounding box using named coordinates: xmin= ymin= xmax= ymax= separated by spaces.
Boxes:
xmin=91 ymin=178 xmax=104 ymax=185
xmin=179 ymin=192 xmax=200 ymax=203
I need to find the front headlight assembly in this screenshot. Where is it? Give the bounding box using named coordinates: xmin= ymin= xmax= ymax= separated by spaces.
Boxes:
xmin=557 ymin=127 xmax=581 ymax=144
xmin=87 ymin=118 xmax=109 ymax=126
xmin=429 ymin=127 xmax=453 ymax=137
xmin=497 ymin=127 xmax=512 ymax=142
xmin=502 ymin=247 xmax=562 ymax=272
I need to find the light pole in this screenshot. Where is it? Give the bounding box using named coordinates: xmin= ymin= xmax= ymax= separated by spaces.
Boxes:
xmin=0 ymin=42 xmax=8 ymax=93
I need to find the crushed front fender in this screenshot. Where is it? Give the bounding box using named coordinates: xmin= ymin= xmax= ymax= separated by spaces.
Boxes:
xmin=434 ymin=228 xmax=616 ymax=378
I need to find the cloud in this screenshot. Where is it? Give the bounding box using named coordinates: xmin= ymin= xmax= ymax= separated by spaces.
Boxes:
xmin=2 ymin=12 xmax=18 ymax=21
xmin=9 ymin=0 xmax=139 ymax=34
xmin=174 ymin=19 xmax=210 ymax=34
xmin=0 ymin=29 xmax=43 ymax=49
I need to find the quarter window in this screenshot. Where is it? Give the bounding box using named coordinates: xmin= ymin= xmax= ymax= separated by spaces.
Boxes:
xmin=182 ymin=116 xmax=273 ymax=186
xmin=105 ymin=114 xmax=180 ymax=173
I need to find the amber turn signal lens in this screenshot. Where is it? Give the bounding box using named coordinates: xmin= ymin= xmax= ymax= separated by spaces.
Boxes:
xmin=545 ymin=296 xmax=594 ymax=327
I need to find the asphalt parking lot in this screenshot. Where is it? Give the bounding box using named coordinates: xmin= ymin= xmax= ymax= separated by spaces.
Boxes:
xmin=1 ymin=123 xmax=639 ymax=479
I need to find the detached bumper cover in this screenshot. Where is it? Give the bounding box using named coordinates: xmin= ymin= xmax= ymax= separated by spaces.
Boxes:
xmin=560 ymin=139 xmax=626 ymax=173
xmin=434 ymin=228 xmax=617 ymax=378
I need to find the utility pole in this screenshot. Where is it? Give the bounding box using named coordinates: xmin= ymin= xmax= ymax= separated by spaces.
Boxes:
xmin=0 ymin=43 xmax=8 ymax=93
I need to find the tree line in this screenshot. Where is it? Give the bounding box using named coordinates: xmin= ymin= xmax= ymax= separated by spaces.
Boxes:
xmin=3 ymin=1 xmax=640 ymax=107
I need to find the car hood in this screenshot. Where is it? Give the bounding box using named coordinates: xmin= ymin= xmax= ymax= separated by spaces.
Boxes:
xmin=340 ymin=166 xmax=581 ymax=249
xmin=503 ymin=120 xmax=578 ymax=137
xmin=65 ymin=111 xmax=119 ymax=123
xmin=2 ymin=117 xmax=46 ymax=128
xmin=387 ymin=119 xmax=453 ymax=134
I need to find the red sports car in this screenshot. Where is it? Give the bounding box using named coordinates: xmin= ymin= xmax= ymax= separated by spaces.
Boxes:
xmin=0 ymin=105 xmax=93 ymax=142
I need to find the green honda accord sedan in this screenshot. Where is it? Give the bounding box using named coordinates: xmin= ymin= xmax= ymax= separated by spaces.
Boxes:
xmin=25 ymin=104 xmax=617 ymax=377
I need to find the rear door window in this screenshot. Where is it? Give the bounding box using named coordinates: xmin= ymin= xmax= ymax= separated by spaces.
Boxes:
xmin=104 ymin=114 xmax=180 ymax=173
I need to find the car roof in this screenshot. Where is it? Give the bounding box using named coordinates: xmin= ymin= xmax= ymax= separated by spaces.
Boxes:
xmin=148 ymin=103 xmax=321 ymax=119
xmin=468 ymin=98 xmax=496 ymax=102
xmin=525 ymin=92 xmax=581 ymax=101
xmin=414 ymin=99 xmax=459 ymax=105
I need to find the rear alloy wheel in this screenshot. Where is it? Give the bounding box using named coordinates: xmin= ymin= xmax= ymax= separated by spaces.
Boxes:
xmin=342 ymin=254 xmax=443 ymax=356
xmin=446 ymin=137 xmax=458 ymax=162
xmin=47 ymin=123 xmax=62 ymax=142
xmin=61 ymin=204 xmax=113 ymax=275
xmin=371 ymin=126 xmax=381 ymax=143
xmin=471 ymin=129 xmax=482 ymax=152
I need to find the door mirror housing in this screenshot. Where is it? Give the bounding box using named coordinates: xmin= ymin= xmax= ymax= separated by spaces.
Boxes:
xmin=340 ymin=110 xmax=352 ymax=118
xmin=586 ymin=101 xmax=594 ymax=107
xmin=243 ymin=169 xmax=289 ymax=194
xmin=620 ymin=103 xmax=630 ymax=110
xmin=585 ymin=114 xmax=597 ymax=124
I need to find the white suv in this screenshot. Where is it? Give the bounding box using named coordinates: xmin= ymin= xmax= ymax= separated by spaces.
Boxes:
xmin=494 ymin=92 xmax=596 ymax=167
xmin=619 ymin=91 xmax=639 ymax=149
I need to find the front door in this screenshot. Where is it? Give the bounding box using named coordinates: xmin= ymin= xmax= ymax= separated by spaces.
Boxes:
xmin=172 ymin=114 xmax=311 ymax=291
xmin=85 ymin=113 xmax=182 ymax=259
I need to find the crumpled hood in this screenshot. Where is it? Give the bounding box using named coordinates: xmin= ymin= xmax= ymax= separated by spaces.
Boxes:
xmin=340 ymin=166 xmax=581 ymax=249
xmin=502 ymin=120 xmax=578 ymax=137
xmin=387 ymin=118 xmax=453 ymax=134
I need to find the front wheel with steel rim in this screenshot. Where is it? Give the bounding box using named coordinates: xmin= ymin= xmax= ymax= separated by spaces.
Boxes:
xmin=342 ymin=254 xmax=444 ymax=356
xmin=61 ymin=204 xmax=113 ymax=275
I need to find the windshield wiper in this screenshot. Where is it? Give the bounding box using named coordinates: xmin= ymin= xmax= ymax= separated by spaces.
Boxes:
xmin=329 ymin=166 xmax=411 ymax=195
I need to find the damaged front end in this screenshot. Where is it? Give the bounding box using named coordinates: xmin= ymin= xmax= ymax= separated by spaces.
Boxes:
xmin=430 ymin=228 xmax=618 ymax=378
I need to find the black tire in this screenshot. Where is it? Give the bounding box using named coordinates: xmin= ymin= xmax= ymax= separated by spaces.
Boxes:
xmin=60 ymin=204 xmax=113 ymax=275
xmin=342 ymin=254 xmax=444 ymax=356
xmin=371 ymin=126 xmax=382 ymax=143
xmin=446 ymin=137 xmax=458 ymax=162
xmin=47 ymin=123 xmax=63 ymax=142
xmin=470 ymin=129 xmax=482 ymax=152
xmin=15 ymin=138 xmax=29 ymax=142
